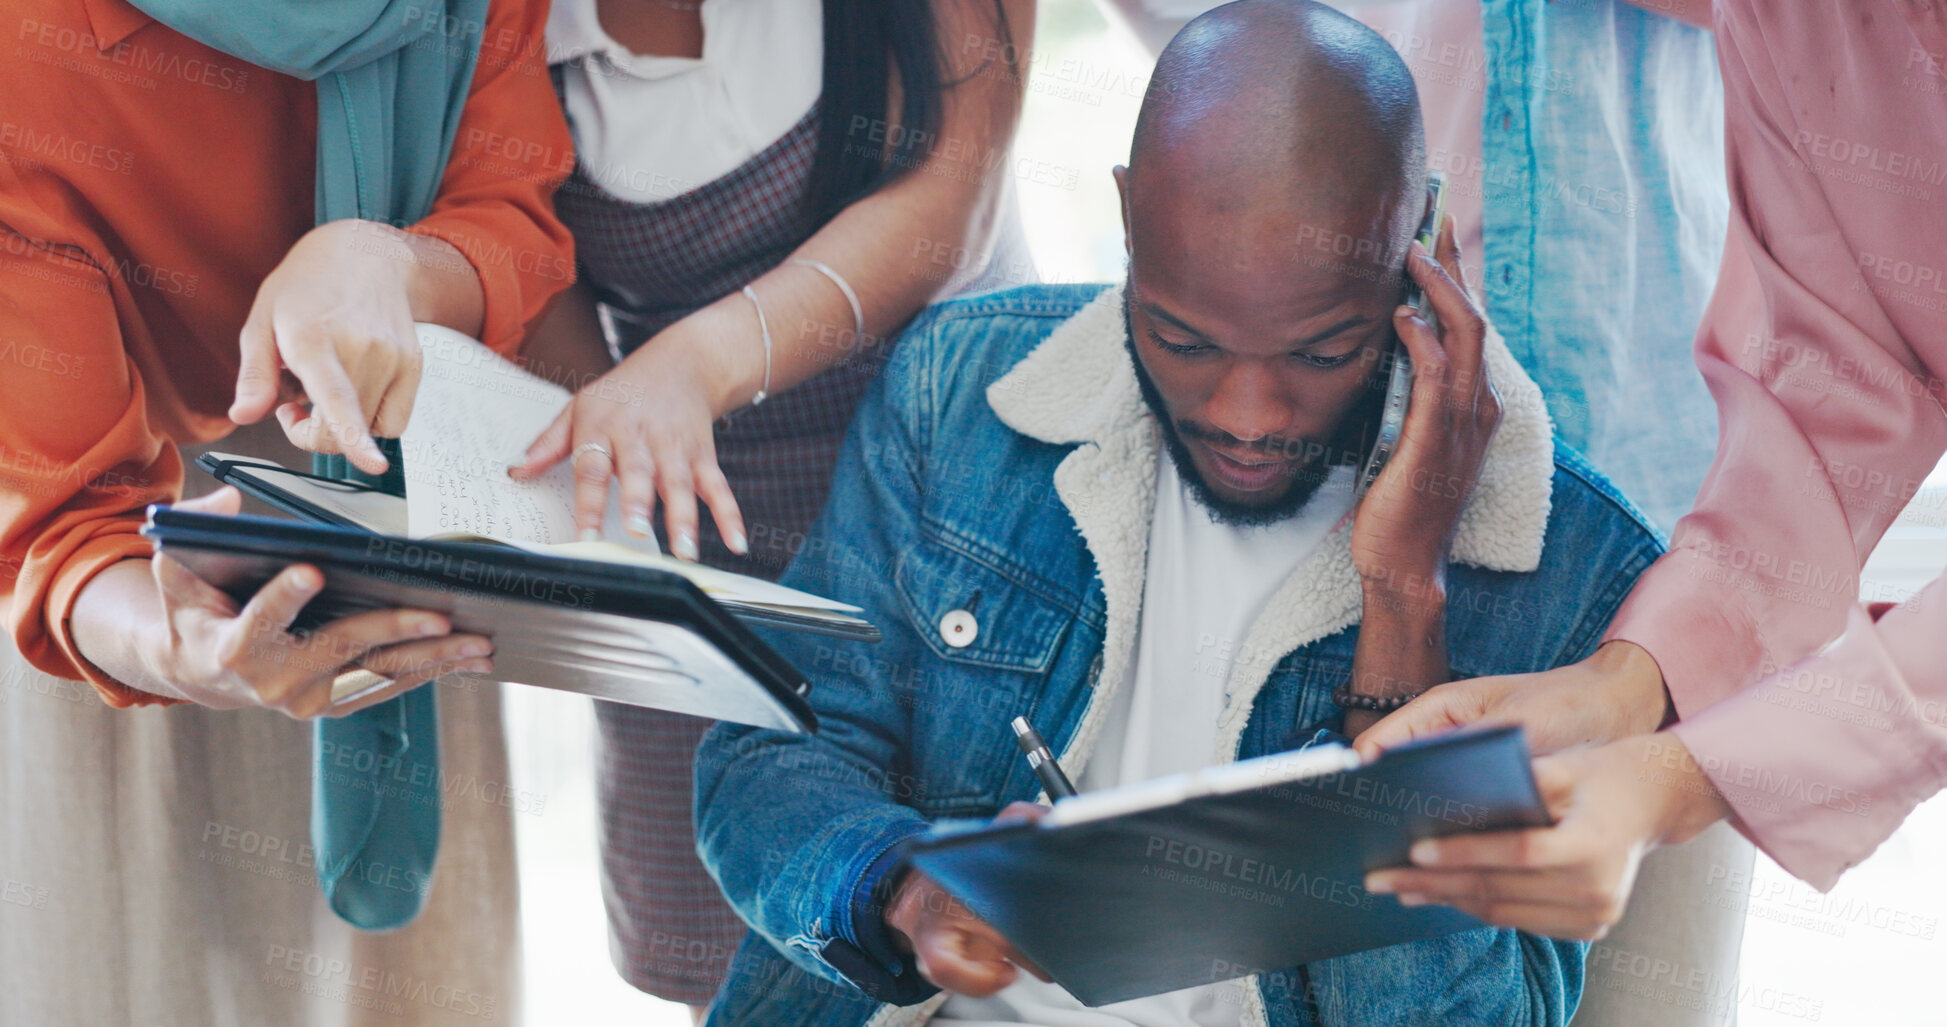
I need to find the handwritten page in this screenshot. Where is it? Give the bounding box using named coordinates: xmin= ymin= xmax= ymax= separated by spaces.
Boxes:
xmin=205 ymin=328 xmax=866 ymax=636
xmin=400 ymin=324 xmax=655 ymax=553
xmin=396 ymin=325 xmax=864 ymax=618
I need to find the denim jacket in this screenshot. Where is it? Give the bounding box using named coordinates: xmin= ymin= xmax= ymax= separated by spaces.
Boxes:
xmin=696 ymin=284 xmax=1664 ymax=1027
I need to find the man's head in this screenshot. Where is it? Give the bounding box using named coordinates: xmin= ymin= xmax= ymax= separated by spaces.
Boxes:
xmin=1117 ymin=0 xmax=1427 ymax=525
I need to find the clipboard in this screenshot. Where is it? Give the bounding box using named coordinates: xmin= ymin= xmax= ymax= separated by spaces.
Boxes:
xmin=904 ymin=726 xmax=1549 ymax=1004
xmin=144 ymin=506 xmax=818 ymax=733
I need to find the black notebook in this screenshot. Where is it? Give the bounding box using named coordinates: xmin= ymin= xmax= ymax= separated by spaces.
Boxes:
xmin=145 ymin=507 xmax=821 ymax=732
xmin=196 ymin=451 xmax=878 ymax=643
xmin=198 ymin=324 xmax=878 ymax=642
xmin=904 ymin=726 xmax=1549 ymax=1005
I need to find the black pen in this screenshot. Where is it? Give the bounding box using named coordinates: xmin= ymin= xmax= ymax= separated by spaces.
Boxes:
xmin=1012 ymin=716 xmax=1077 ymax=800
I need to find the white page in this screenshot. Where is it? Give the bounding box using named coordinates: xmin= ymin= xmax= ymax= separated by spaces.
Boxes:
xmin=394 ymin=325 xmax=863 ymax=615
xmin=1042 ymin=744 xmax=1362 ymax=827
xmin=400 ymin=324 xmax=656 ymax=553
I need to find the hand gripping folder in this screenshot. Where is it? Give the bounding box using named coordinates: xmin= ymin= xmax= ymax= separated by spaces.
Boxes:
xmin=143 ymin=506 xmax=825 ymax=732
xmin=906 ymin=726 xmax=1550 ymax=1005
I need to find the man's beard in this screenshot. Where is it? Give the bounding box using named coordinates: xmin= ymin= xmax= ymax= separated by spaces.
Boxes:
xmin=1121 ymin=293 xmax=1379 ymax=528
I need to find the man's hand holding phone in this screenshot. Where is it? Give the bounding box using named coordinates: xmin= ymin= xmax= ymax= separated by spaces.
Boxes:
xmin=1342 ymin=211 xmax=1501 ymax=736
xmin=1350 ymin=214 xmax=1500 ymax=586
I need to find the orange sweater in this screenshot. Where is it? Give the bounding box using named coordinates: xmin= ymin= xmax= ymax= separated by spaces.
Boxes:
xmin=0 ymin=0 xmax=575 ymax=705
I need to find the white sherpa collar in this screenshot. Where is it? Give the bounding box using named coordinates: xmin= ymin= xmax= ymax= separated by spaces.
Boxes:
xmin=986 ymin=283 xmax=1555 ymax=573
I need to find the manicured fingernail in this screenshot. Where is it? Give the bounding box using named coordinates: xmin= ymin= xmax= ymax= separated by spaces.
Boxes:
xmin=462 ymin=659 xmax=493 ymax=675
xmin=675 ymin=532 xmax=699 ymax=561
xmin=1410 ymin=840 xmax=1439 ymax=865
xmin=626 ymin=514 xmax=653 ymax=538
xmin=726 ymin=528 xmax=748 ymax=554
xmin=419 ymin=617 xmax=447 ymax=637
xmin=1395 ymin=305 xmax=1416 ymax=319
xmin=1398 ymin=893 xmax=1428 ymax=907
xmin=293 ymin=569 xmax=322 ymax=593
xmin=459 ymin=639 xmax=492 ymax=658
xmin=578 ymin=528 xmax=602 ymax=543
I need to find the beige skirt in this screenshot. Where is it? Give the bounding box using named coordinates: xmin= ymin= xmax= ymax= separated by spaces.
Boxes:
xmin=0 ymin=425 xmax=522 ymax=1027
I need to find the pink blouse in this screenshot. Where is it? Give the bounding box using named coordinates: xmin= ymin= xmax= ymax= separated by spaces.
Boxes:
xmin=1606 ymin=0 xmax=1947 ymax=889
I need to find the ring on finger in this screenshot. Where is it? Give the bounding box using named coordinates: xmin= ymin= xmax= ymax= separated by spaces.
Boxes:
xmin=572 ymin=441 xmax=613 ymax=466
xmin=331 ymin=667 xmax=395 ymax=705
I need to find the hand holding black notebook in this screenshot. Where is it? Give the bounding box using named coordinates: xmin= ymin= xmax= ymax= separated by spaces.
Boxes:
xmin=197 ymin=323 xmax=874 ymax=640
xmin=145 ymin=507 xmax=829 ymax=731
xmin=905 ymin=726 xmax=1550 ymax=1005
xmin=154 ymin=324 xmax=878 ymax=731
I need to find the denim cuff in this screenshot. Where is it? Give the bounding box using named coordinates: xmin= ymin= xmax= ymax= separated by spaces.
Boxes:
xmin=850 ymin=841 xmax=915 ymax=971
xmin=831 ymin=836 xmax=938 ymax=1005
xmin=1276 ymin=725 xmax=1353 ymax=754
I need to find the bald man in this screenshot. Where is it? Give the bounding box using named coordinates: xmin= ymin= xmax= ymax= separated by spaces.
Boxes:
xmin=692 ymin=3 xmax=1662 ymax=1025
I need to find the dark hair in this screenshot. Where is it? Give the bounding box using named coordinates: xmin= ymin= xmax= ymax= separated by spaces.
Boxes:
xmin=808 ymin=2 xmax=1014 ymax=222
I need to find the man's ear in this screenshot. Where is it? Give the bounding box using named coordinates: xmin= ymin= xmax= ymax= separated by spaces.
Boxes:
xmin=1113 ymin=165 xmax=1133 ymax=258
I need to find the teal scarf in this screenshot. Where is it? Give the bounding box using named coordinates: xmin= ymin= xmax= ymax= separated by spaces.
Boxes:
xmin=132 ymin=0 xmax=491 ymax=931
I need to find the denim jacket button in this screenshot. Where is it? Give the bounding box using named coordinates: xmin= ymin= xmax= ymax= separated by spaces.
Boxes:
xmin=940 ymin=609 xmax=978 ymax=648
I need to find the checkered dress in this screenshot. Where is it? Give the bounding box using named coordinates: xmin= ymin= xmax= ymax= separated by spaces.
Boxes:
xmin=555 ymin=63 xmax=1037 ymax=1002
xmin=554 ymin=100 xmax=893 ymax=1005
xmin=558 ymin=105 xmax=887 ymax=583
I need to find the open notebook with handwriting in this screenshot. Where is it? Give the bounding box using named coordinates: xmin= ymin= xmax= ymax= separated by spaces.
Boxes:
xmin=197 ymin=324 xmax=875 ymax=642
xmin=164 ymin=325 xmax=876 ymax=729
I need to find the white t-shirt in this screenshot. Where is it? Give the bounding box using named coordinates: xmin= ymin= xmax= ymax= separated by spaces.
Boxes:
xmin=547 ymin=0 xmax=825 ymax=203
xmin=933 ymin=458 xmax=1357 ymax=1026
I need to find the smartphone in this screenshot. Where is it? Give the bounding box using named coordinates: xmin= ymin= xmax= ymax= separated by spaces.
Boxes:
xmin=1354 ymin=173 xmax=1446 ymax=499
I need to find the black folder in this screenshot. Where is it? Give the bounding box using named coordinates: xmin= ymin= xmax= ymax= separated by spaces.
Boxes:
xmin=143 ymin=506 xmax=817 ymax=733
xmin=194 ymin=452 xmax=879 ymax=642
xmin=195 ymin=452 xmax=398 ymax=531
xmin=904 ymin=726 xmax=1549 ymax=1005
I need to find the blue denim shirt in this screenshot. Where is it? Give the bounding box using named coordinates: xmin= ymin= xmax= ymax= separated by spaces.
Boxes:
xmin=1471 ymin=0 xmax=1726 ymax=533
xmin=695 ymin=284 xmax=1665 ymax=1027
